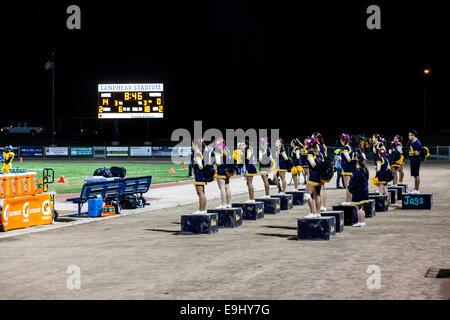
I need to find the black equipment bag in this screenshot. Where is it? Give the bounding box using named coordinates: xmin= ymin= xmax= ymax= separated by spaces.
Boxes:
xmin=110 ymin=166 xmax=127 ymax=178
xmin=119 ymin=195 xmax=145 ymax=209
xmin=93 ymin=167 xmax=113 ymax=178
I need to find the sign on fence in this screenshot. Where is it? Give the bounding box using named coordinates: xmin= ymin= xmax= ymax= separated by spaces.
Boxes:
xmin=93 ymin=146 xmax=106 ymax=158
xmin=70 ymin=147 xmax=93 ymax=157
xmin=45 ymin=147 xmax=69 ymax=156
xmin=20 ymin=146 xmax=43 ymax=157
xmin=106 ymin=146 xmax=129 ymax=157
xmin=130 ymin=146 xmax=152 ymax=157
xmin=152 ymin=146 xmax=174 ymax=156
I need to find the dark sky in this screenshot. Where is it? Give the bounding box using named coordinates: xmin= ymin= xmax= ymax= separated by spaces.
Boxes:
xmin=1 ymin=0 xmax=449 ymax=139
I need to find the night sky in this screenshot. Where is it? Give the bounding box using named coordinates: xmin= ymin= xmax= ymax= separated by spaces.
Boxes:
xmin=1 ymin=1 xmax=449 ymax=140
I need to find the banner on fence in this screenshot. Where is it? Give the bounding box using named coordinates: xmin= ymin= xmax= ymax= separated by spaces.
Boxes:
xmin=93 ymin=146 xmax=106 ymax=158
xmin=45 ymin=147 xmax=69 ymax=156
xmin=106 ymin=146 xmax=129 ymax=157
xmin=20 ymin=146 xmax=43 ymax=157
xmin=70 ymin=147 xmax=93 ymax=157
xmin=130 ymin=146 xmax=152 ymax=157
xmin=152 ymin=146 xmax=174 ymax=156
xmin=177 ymin=147 xmax=192 ymax=157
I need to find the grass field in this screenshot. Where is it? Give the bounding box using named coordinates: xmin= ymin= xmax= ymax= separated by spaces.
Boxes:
xmin=14 ymin=161 xmax=192 ymax=194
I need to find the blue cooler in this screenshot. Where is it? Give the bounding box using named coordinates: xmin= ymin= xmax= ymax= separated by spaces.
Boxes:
xmin=88 ymin=197 xmax=104 ymax=217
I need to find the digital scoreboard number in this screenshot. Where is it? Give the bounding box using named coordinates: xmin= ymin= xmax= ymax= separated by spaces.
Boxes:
xmin=98 ymin=83 xmax=164 ymax=119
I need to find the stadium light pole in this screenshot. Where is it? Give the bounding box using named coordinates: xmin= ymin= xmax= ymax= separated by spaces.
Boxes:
xmin=423 ymin=67 xmax=431 ymax=132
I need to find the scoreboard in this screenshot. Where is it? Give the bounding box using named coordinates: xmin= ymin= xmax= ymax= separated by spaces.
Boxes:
xmin=98 ymin=83 xmax=164 ymax=119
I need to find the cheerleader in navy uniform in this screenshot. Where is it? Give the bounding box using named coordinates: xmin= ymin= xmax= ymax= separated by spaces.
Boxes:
xmin=290 ymin=139 xmax=302 ymax=190
xmin=214 ymin=137 xmax=233 ymax=209
xmin=376 ymin=148 xmax=390 ymax=196
xmin=304 ymin=137 xmax=324 ymax=218
xmin=275 ymin=139 xmax=288 ymax=194
xmin=348 ymin=156 xmax=370 ymax=227
xmin=258 ymin=137 xmax=274 ymax=198
xmin=312 ymin=132 xmax=327 ymax=211
xmin=339 ymin=133 xmax=356 ymax=205
xmin=392 ymin=135 xmax=405 ymax=185
xmin=371 ymin=134 xmax=385 ymax=168
xmin=192 ymin=139 xmax=207 ymax=214
xmin=300 ymin=137 xmax=311 ymax=184
xmin=243 ymin=139 xmax=258 ymax=202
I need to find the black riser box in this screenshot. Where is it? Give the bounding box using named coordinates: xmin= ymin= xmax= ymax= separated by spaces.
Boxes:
xmin=286 ymin=191 xmax=305 ymax=205
xmin=320 ymin=211 xmax=344 ymax=233
xmin=181 ymin=213 xmax=219 ymax=235
xmin=231 ymin=202 xmax=264 ymax=220
xmin=255 ymin=197 xmax=281 ymax=214
xmin=297 ymin=217 xmax=336 ymax=241
xmin=270 ymin=194 xmax=294 ymax=210
xmin=207 ymin=208 xmax=243 ymax=228
xmin=401 ymin=193 xmax=432 ymax=210
xmin=332 ymin=205 xmax=358 ymax=226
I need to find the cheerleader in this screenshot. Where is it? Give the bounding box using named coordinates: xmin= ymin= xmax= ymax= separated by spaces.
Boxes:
xmin=243 ymin=139 xmax=258 ymax=202
xmin=214 ymin=137 xmax=233 ymax=209
xmin=312 ymin=132 xmax=327 ymax=211
xmin=393 ymin=135 xmax=405 ymax=184
xmin=371 ymin=134 xmax=385 ymax=167
xmin=339 ymin=133 xmax=356 ymax=205
xmin=274 ymin=139 xmax=288 ymax=194
xmin=348 ymin=156 xmax=370 ymax=227
xmin=376 ymin=148 xmax=390 ymax=196
xmin=300 ymin=137 xmax=310 ymax=184
xmin=290 ymin=139 xmax=302 ymax=190
xmin=192 ymin=139 xmax=207 ymax=214
xmin=258 ymin=137 xmax=274 ymax=198
xmin=304 ymin=137 xmax=324 ymax=218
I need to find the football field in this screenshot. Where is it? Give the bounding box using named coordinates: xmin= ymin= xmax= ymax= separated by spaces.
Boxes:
xmin=15 ymin=160 xmax=192 ymax=194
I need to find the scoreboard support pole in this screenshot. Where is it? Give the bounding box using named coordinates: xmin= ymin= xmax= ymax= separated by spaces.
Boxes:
xmin=112 ymin=119 xmax=119 ymax=144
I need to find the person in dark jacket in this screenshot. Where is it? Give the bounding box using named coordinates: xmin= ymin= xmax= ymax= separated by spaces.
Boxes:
xmin=348 ymin=156 xmax=370 ymax=227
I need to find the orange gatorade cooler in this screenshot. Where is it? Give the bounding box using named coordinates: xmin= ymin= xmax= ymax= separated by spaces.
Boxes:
xmin=2 ymin=174 xmax=15 ymax=198
xmin=25 ymin=172 xmax=37 ymax=196
xmin=14 ymin=173 xmax=26 ymax=197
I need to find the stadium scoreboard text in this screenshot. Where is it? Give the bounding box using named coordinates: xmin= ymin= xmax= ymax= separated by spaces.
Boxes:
xmin=97 ymin=83 xmax=164 ymax=119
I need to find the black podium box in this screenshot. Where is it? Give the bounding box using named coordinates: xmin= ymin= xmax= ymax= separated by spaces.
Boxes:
xmin=270 ymin=194 xmax=294 ymax=210
xmin=388 ymin=186 xmax=404 ymax=201
xmin=232 ymin=202 xmax=264 ymax=220
xmin=401 ymin=193 xmax=433 ymax=210
xmin=181 ymin=213 xmax=219 ymax=235
xmin=297 ymin=217 xmax=336 ymax=241
xmin=332 ymin=205 xmax=358 ymax=226
xmin=387 ymin=188 xmax=396 ymax=204
xmin=364 ymin=200 xmax=376 ymax=218
xmin=397 ymin=183 xmax=408 ymax=193
xmin=320 ymin=211 xmax=344 ymax=233
xmin=368 ymin=195 xmax=389 ymax=212
xmin=207 ymin=208 xmax=243 ymax=228
xmin=255 ymin=197 xmax=280 ymax=214
xmin=286 ymin=191 xmax=305 ymax=205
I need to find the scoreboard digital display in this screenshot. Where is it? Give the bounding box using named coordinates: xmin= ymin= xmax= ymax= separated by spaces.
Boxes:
xmin=98 ymin=83 xmax=164 ymax=119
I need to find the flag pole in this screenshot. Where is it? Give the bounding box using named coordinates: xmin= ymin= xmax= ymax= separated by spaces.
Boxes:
xmin=52 ymin=51 xmax=55 ymax=146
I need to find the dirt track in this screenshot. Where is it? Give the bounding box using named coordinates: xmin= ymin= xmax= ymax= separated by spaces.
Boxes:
xmin=0 ymin=163 xmax=449 ymax=300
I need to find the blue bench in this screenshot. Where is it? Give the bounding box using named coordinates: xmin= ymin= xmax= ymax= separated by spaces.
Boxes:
xmin=67 ymin=176 xmax=152 ymax=216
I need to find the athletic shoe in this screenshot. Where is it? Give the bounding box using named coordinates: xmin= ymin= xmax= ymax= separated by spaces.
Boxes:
xmin=279 ymin=192 xmax=286 ymax=195
xmin=262 ymin=195 xmax=271 ymax=198
xmin=245 ymin=199 xmax=255 ymax=203
xmin=192 ymin=211 xmax=203 ymax=215
xmin=341 ymin=202 xmax=350 ymax=206
xmin=304 ymin=213 xmax=316 ymax=218
xmin=215 ymin=205 xmax=226 ymax=209
xmin=320 ymin=206 xmax=327 ymax=212
xmin=360 ymin=222 xmax=366 ymax=226
xmin=314 ymin=213 xmax=321 ymax=218
xmin=226 ymin=204 xmax=232 ymax=208
xmin=352 ymin=222 xmax=361 ymax=227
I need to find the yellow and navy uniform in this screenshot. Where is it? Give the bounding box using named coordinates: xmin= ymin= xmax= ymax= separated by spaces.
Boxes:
xmin=376 ymin=156 xmax=390 ymax=185
xmin=389 ymin=143 xmax=404 ymax=168
xmin=300 ymin=146 xmax=309 ymax=168
xmin=215 ymin=146 xmax=231 ymax=179
xmin=2 ymin=151 xmax=14 ymax=174
xmin=259 ymin=146 xmax=274 ymax=174
xmin=306 ymin=150 xmax=324 ymax=186
xmin=341 ymin=144 xmax=356 ymax=176
xmin=372 ymin=142 xmax=385 ymax=166
xmin=193 ymin=151 xmax=207 ymax=185
xmin=290 ymin=146 xmax=302 ymax=175
xmin=316 ymin=143 xmax=326 ymax=157
xmin=245 ymin=146 xmax=258 ymax=176
xmin=277 ymin=146 xmax=288 ymax=172
xmin=409 ymin=138 xmax=422 ymax=177
xmin=348 ymin=168 xmax=369 ymax=206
